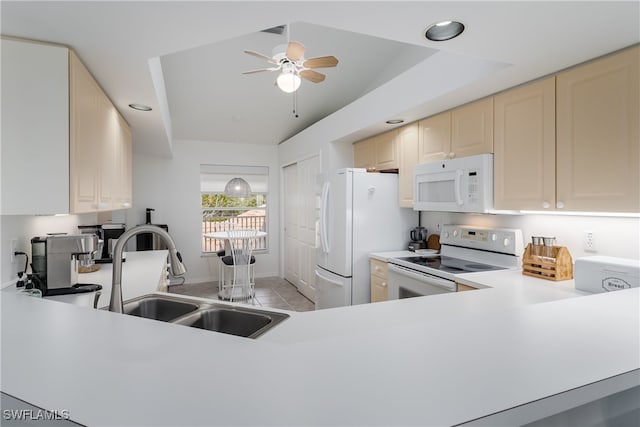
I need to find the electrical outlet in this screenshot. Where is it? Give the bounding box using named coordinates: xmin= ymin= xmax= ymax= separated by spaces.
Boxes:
xmin=584 ymin=231 xmax=596 ymax=252
xmin=10 ymin=239 xmax=18 ymax=263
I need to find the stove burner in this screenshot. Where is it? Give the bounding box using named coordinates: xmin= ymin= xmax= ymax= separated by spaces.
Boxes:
xmin=394 ymin=256 xmax=507 ymax=275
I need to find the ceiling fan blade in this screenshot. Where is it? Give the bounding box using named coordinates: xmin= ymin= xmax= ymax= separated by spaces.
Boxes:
xmin=300 ymin=69 xmax=326 ymax=83
xmin=286 ymin=41 xmax=305 ymax=61
xmin=244 ymin=50 xmax=276 ymax=64
xmin=242 ymin=68 xmax=277 ymax=74
xmin=303 ymin=56 xmax=339 ymax=69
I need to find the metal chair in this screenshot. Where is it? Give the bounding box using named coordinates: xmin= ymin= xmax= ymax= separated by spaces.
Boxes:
xmin=219 ymin=228 xmax=257 ymax=303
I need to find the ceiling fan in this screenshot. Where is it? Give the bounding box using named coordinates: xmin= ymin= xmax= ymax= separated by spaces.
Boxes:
xmin=242 ymin=41 xmax=338 ymax=93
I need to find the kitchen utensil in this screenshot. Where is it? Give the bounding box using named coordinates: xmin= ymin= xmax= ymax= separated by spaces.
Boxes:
xmin=410 ymin=226 xmax=428 ymax=242
xmin=427 ymin=234 xmax=441 ymax=250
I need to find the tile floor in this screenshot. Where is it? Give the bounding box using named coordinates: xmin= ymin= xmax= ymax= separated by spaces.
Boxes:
xmin=169 ymin=276 xmax=315 ymax=312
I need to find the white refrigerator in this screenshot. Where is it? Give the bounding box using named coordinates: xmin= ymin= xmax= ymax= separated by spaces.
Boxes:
xmin=315 ymin=169 xmax=416 ymax=309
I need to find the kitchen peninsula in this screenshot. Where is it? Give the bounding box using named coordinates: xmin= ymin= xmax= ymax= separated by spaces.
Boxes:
xmin=1 ymin=259 xmax=638 ymax=426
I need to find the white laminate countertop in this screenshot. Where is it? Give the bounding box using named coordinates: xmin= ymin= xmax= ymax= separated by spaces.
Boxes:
xmin=4 ymin=250 xmax=169 ymax=309
xmin=1 ymin=258 xmax=639 ymax=426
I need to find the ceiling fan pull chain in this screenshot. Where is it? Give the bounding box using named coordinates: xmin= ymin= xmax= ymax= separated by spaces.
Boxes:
xmin=293 ymin=89 xmax=299 ymax=118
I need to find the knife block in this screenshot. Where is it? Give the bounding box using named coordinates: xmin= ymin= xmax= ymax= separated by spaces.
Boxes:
xmin=522 ymin=244 xmax=573 ymax=281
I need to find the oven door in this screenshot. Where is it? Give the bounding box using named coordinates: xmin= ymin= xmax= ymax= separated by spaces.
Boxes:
xmin=388 ymin=263 xmax=456 ymax=299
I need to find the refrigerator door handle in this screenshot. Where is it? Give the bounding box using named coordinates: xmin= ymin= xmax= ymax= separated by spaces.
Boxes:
xmin=320 ymin=181 xmax=330 ymax=254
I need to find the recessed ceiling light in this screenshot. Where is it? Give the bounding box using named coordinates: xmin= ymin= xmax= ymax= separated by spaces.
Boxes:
xmin=386 ymin=119 xmax=404 ymax=125
xmin=425 ymin=20 xmax=465 ymax=41
xmin=128 ymin=103 xmax=152 ymax=111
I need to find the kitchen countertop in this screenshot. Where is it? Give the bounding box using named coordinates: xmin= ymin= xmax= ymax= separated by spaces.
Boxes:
xmin=1 ymin=259 xmax=638 ymax=425
xmin=4 ymin=250 xmax=169 ymax=309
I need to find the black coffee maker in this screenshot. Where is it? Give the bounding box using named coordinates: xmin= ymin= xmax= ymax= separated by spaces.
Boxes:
xmin=78 ymin=223 xmax=125 ymax=261
xmin=408 ymin=226 xmax=428 ymax=251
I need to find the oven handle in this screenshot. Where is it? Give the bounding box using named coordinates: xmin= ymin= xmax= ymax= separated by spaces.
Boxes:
xmin=388 ymin=263 xmax=457 ymax=291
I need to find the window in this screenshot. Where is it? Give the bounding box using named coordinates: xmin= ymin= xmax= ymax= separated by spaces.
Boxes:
xmin=200 ymin=165 xmax=268 ymax=254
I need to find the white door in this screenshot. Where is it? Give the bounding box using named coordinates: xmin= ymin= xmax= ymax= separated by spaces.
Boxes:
xmin=283 ymin=163 xmax=299 ymax=286
xmin=283 ymin=156 xmax=319 ymax=302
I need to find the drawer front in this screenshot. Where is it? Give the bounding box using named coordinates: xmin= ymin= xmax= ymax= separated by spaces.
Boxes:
xmin=370 ymin=259 xmax=388 ymax=278
xmin=371 ymin=275 xmax=388 ymax=302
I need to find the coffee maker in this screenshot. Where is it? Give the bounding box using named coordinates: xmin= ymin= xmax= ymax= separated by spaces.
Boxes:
xmin=30 ymin=234 xmax=103 ymax=296
xmin=408 ymin=226 xmax=428 ymax=251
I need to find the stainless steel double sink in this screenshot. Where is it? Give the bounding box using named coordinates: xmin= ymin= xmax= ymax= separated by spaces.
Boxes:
xmin=120 ymin=294 xmax=289 ymax=338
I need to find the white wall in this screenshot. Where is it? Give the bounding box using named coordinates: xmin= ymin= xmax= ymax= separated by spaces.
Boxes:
xmin=0 ymin=213 xmax=98 ymax=286
xmin=419 ymin=212 xmax=640 ymax=261
xmin=128 ymin=139 xmax=280 ymax=284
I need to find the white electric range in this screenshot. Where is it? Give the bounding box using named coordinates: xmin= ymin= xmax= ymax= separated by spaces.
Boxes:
xmin=388 ymin=225 xmax=524 ymax=299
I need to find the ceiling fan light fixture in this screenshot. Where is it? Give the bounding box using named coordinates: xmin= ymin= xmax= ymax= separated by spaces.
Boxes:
xmin=386 ymin=119 xmax=405 ymax=125
xmin=224 ymin=177 xmax=252 ymax=198
xmin=276 ymin=71 xmax=302 ymax=93
xmin=425 ymin=20 xmax=465 ymax=41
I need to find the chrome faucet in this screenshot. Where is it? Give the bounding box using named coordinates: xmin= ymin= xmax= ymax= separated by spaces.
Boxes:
xmin=109 ymin=224 xmax=187 ymax=313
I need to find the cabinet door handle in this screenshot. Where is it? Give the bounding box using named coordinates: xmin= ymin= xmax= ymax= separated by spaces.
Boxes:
xmin=122 ymin=202 xmax=131 ymax=208
xmin=381 ymin=282 xmax=387 ymax=288
xmin=542 ymin=201 xmax=550 ymax=209
xmin=448 ymin=152 xmax=456 ymax=159
xmin=96 ymin=202 xmax=108 ymax=209
xmin=556 ymin=201 xmax=565 ymax=209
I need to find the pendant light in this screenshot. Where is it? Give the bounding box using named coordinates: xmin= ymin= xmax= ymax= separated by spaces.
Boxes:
xmin=224 ymin=177 xmax=252 ymax=198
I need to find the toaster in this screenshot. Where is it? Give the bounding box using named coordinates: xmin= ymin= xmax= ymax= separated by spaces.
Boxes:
xmin=574 ymin=256 xmax=639 ymax=294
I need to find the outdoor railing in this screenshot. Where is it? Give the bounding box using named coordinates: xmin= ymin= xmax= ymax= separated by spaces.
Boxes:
xmin=201 ymin=211 xmax=267 ymax=253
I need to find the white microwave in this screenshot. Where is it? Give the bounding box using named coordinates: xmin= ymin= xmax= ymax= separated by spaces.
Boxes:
xmin=413 ymin=153 xmax=493 ymax=213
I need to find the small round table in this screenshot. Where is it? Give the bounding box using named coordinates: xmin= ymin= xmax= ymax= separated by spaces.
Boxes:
xmin=204 ymin=230 xmax=267 ymax=301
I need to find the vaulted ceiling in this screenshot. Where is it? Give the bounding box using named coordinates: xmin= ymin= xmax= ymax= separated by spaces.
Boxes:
xmin=2 ymin=1 xmax=638 ymax=157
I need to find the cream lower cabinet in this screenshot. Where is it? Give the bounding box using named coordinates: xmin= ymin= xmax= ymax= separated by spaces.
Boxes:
xmin=370 ymin=258 xmax=389 ymax=303
xmin=494 ymin=77 xmax=556 ymax=210
xmin=556 ymin=45 xmax=639 ymax=212
xmin=418 ymin=97 xmax=494 ymax=163
xmin=70 ymin=51 xmax=132 ymax=213
xmin=398 ymin=123 xmax=419 ymax=208
xmin=353 ymin=129 xmax=399 ymax=171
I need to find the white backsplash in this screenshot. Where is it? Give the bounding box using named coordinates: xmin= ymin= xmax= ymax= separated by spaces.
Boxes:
xmin=0 ymin=213 xmax=98 ymax=286
xmin=419 ymin=212 xmax=640 ymax=261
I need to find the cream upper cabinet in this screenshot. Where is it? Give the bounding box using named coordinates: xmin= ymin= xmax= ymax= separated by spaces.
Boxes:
xmin=1 ymin=39 xmax=132 ymax=215
xmin=418 ymin=111 xmax=451 ymax=163
xmin=115 ymin=113 xmax=133 ymax=210
xmin=374 ymin=129 xmax=399 ymax=170
xmin=353 ymin=137 xmax=375 ymax=169
xmin=556 ymin=46 xmax=639 ymax=212
xmin=418 ymin=98 xmax=493 ymax=163
xmin=398 ymin=123 xmax=419 ymax=208
xmin=494 ymin=77 xmax=556 ymax=210
xmin=70 ymin=51 xmax=132 ymax=213
xmin=353 ymin=129 xmax=399 ymax=171
xmin=1 ymin=38 xmax=70 ymax=215
xmin=451 ymin=97 xmax=494 ymax=158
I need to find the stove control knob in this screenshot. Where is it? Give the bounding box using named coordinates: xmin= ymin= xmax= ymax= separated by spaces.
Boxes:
xmin=491 ymin=233 xmax=497 ymax=242
xmin=453 ymin=229 xmax=459 ymax=237
xmin=503 ymin=237 xmax=511 ymax=247
xmin=443 ymin=231 xmax=450 ymax=239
